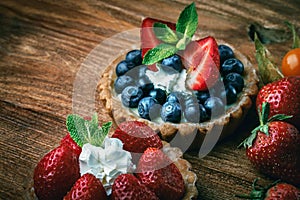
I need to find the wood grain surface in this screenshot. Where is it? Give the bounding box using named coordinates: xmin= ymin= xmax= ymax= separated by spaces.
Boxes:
xmin=0 ymin=0 xmax=299 ymax=199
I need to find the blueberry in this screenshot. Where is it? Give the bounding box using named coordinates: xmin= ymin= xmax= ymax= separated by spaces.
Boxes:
xmin=116 ymin=60 xmax=135 ymax=77
xmin=204 ymin=97 xmax=225 ymax=117
xmin=199 ymin=104 xmax=209 ymax=122
xmin=149 ymin=88 xmax=167 ymax=105
xmin=126 ymin=65 xmax=148 ymax=79
xmin=221 ymin=84 xmax=237 ymax=105
xmin=194 ymin=90 xmax=210 ymax=104
xmin=138 ymin=97 xmax=160 ymax=120
xmin=161 ymin=54 xmax=183 ymax=72
xmin=125 ymin=49 xmax=142 ymax=66
xmin=137 ymin=76 xmax=154 ymax=95
xmin=121 ymin=86 xmax=143 ymax=108
xmin=218 ymin=44 xmax=234 ymax=65
xmin=221 ymin=58 xmax=244 ymax=76
xmin=114 ymin=75 xmax=135 ymax=94
xmin=183 ymin=94 xmax=198 ymax=109
xmin=184 ymin=101 xmax=200 ymax=123
xmin=161 ymin=102 xmax=181 ymax=123
xmin=166 ymin=92 xmax=184 ymax=104
xmin=223 ymin=72 xmax=244 ymax=93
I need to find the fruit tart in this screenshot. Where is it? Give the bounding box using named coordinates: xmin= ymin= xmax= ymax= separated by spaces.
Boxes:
xmin=29 ymin=114 xmax=198 ymax=200
xmin=98 ymin=3 xmax=259 ymax=151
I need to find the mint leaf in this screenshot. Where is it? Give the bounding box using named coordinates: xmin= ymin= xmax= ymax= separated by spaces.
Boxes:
xmin=142 ymin=43 xmax=177 ymax=65
xmin=254 ymin=33 xmax=284 ymax=86
xmin=66 ymin=113 xmax=112 ymax=147
xmin=176 ymin=2 xmax=198 ymax=38
xmin=154 ymin=22 xmax=178 ymax=44
xmin=285 ymin=21 xmax=300 ymax=49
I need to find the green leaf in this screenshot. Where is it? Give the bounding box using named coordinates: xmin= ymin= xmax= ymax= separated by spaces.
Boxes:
xmin=142 ymin=43 xmax=178 ymax=65
xmin=261 ymin=102 xmax=270 ymax=124
xmin=268 ymin=114 xmax=293 ymax=122
xmin=254 ymin=33 xmax=284 ymax=86
xmin=285 ymin=21 xmax=300 ymax=49
xmin=176 ymin=2 xmax=198 ymax=38
xmin=238 ymin=130 xmax=258 ymax=149
xmin=66 ymin=113 xmax=112 ymax=147
xmin=154 ymin=22 xmax=178 ymax=44
xmin=176 ymin=34 xmax=191 ymax=50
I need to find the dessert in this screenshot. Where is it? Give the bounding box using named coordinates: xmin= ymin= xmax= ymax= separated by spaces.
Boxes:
xmin=98 ymin=3 xmax=259 ymax=150
xmin=31 ymin=114 xmax=198 ymax=199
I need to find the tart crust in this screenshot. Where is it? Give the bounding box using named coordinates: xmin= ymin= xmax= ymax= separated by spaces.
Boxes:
xmin=97 ymin=42 xmax=259 ymax=151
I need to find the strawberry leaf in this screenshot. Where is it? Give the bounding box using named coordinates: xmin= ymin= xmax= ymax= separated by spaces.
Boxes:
xmin=268 ymin=114 xmax=293 ymax=122
xmin=66 ymin=113 xmax=112 ymax=147
xmin=285 ymin=21 xmax=300 ymax=49
xmin=254 ymin=33 xmax=284 ymax=86
xmin=142 ymin=43 xmax=178 ymax=65
xmin=154 ymin=22 xmax=178 ymax=44
xmin=176 ymin=2 xmax=198 ymax=38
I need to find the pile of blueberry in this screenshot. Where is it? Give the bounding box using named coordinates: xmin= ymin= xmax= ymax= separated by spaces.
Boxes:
xmin=113 ymin=45 xmax=244 ymax=124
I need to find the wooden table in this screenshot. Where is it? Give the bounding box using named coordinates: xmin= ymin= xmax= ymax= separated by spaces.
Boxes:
xmin=0 ymin=1 xmax=299 ymax=199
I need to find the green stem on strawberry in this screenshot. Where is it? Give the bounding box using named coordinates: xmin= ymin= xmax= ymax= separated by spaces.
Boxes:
xmin=238 ymin=102 xmax=292 ymax=148
xmin=66 ymin=113 xmax=112 ymax=147
xmin=254 ymin=33 xmax=284 ymax=87
xmin=235 ymin=178 xmax=281 ymax=199
xmin=284 ymin=21 xmax=300 ymax=49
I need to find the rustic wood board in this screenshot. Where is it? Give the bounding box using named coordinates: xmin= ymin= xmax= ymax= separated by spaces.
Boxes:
xmin=0 ymin=0 xmax=299 ymax=199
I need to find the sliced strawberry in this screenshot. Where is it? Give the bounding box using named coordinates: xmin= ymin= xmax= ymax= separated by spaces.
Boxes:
xmin=111 ymin=174 xmax=159 ymax=200
xmin=136 ymin=147 xmax=185 ymax=200
xmin=182 ymin=36 xmax=220 ymax=91
xmin=60 ymin=133 xmax=82 ymax=157
xmin=64 ymin=173 xmax=107 ymax=200
xmin=141 ymin=17 xmax=176 ymax=71
xmin=33 ymin=145 xmax=80 ymax=200
xmin=141 ymin=17 xmax=176 ymax=57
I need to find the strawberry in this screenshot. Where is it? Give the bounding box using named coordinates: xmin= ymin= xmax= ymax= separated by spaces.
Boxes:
xmin=141 ymin=17 xmax=176 ymax=71
xmin=236 ymin=179 xmax=300 ymax=200
xmin=111 ymin=174 xmax=159 ymax=200
xmin=33 ymin=145 xmax=80 ymax=200
xmin=256 ymin=76 xmax=300 ymax=130
xmin=182 ymin=36 xmax=220 ymax=91
xmin=64 ymin=173 xmax=107 ymax=200
xmin=141 ymin=17 xmax=176 ymax=58
xmin=239 ymin=102 xmax=300 ymax=185
xmin=112 ymin=121 xmax=163 ymax=154
xmin=60 ymin=133 xmax=82 ymax=157
xmin=136 ymin=147 xmax=185 ymax=200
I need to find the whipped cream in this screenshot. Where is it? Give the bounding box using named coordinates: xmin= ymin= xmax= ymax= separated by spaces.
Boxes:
xmin=146 ymin=65 xmax=191 ymax=94
xmin=79 ymin=137 xmax=136 ymax=195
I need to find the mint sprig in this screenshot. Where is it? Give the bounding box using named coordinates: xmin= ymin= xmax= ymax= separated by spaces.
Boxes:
xmin=66 ymin=113 xmax=112 ymax=147
xmin=154 ymin=22 xmax=179 ymax=44
xmin=142 ymin=2 xmax=198 ymax=65
xmin=176 ymin=2 xmax=198 ymax=39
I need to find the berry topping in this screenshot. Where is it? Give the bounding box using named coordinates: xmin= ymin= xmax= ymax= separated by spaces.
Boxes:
xmin=137 ymin=76 xmax=154 ymax=95
xmin=114 ymin=75 xmax=135 ymax=94
xmin=161 ymin=54 xmax=183 ymax=72
xmin=148 ymin=88 xmax=167 ymax=105
xmin=220 ymin=58 xmax=244 ymax=76
xmin=220 ymin=84 xmax=237 ymax=105
xmin=125 ymin=49 xmax=142 ymax=66
xmin=161 ymin=101 xmax=182 ymax=123
xmin=218 ymin=44 xmax=234 ymax=65
xmin=223 ymin=72 xmax=244 ymax=93
xmin=64 ymin=173 xmax=107 ymax=200
xmin=121 ymin=86 xmax=144 ymax=108
xmin=183 ymin=36 xmax=220 ymax=91
xmin=194 ymin=90 xmax=210 ymax=104
xmin=204 ymin=97 xmax=225 ymax=117
xmin=115 ymin=60 xmax=135 ymax=77
xmin=138 ymin=97 xmax=160 ymax=120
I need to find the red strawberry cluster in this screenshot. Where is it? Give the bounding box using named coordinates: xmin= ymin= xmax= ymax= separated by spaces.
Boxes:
xmin=239 ymin=76 xmax=300 ymax=187
xmin=33 ymin=121 xmax=186 ymax=200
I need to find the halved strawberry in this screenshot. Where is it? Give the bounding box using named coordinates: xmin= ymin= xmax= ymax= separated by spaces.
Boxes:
xmin=182 ymin=36 xmax=220 ymax=91
xmin=141 ymin=17 xmax=176 ymax=57
xmin=141 ymin=17 xmax=176 ymax=71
